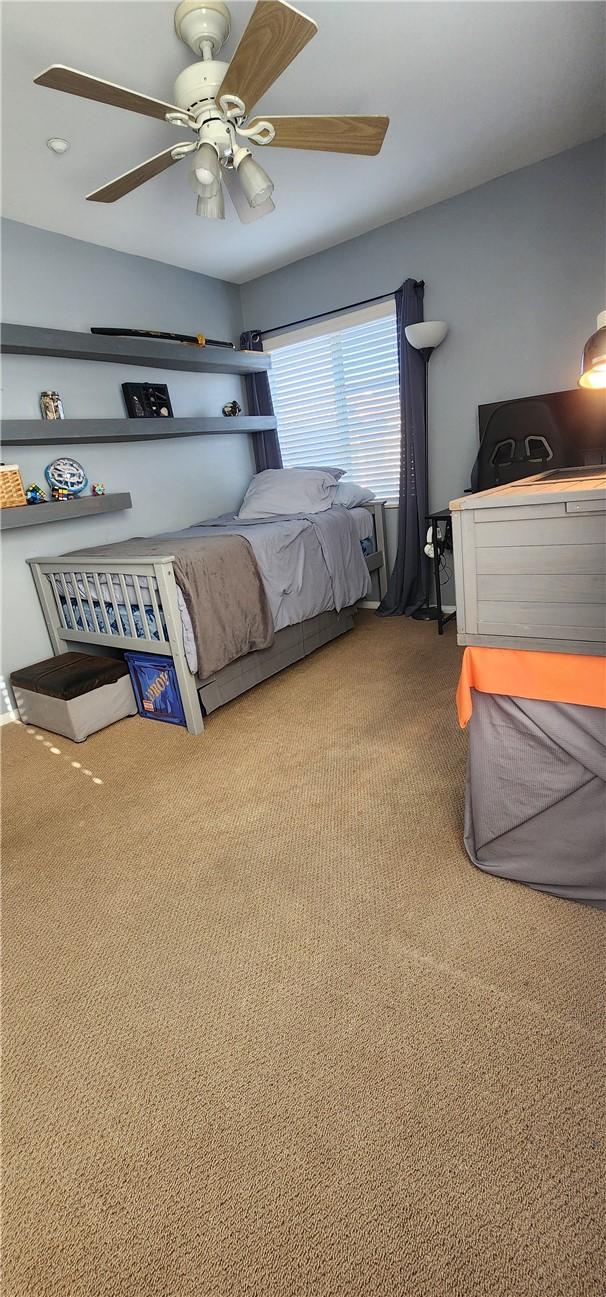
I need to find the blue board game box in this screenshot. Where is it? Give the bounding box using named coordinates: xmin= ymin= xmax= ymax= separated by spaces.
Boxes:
xmin=124 ymin=651 xmax=187 ymax=727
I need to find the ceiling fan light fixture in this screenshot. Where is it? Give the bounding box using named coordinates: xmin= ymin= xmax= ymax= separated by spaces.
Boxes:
xmin=196 ymin=184 xmax=225 ymax=219
xmin=190 ymin=170 xmax=220 ymax=199
xmin=192 ymin=141 xmax=220 ymax=188
xmin=233 ymin=147 xmax=274 ymax=208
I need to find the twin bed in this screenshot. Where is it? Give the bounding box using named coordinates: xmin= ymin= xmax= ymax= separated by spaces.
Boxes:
xmin=28 ymin=499 xmax=387 ymax=735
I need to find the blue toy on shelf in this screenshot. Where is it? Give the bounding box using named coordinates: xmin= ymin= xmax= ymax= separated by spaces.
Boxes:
xmin=45 ymin=457 xmax=88 ymax=498
xmin=124 ymin=651 xmax=186 ymax=727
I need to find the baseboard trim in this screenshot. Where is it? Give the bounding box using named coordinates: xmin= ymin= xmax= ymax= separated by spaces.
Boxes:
xmin=0 ymin=712 xmax=18 ymax=727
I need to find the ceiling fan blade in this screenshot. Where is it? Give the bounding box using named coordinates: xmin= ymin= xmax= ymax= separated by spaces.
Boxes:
xmin=34 ymin=65 xmax=181 ymax=121
xmin=248 ymin=115 xmax=390 ymax=155
xmin=87 ymin=146 xmax=188 ymax=203
xmin=217 ymin=1 xmax=317 ymax=114
xmin=222 ymin=166 xmax=275 ymax=223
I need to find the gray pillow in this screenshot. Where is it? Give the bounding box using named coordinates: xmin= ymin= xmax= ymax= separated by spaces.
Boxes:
xmin=238 ymin=468 xmax=337 ymax=519
xmin=293 ymin=464 xmax=345 ymax=481
xmin=334 ymin=481 xmax=376 ymax=507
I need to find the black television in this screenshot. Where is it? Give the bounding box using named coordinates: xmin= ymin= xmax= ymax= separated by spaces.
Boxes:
xmin=472 ymin=387 xmax=606 ymax=491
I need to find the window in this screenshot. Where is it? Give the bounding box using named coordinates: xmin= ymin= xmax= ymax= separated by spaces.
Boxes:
xmin=265 ymin=300 xmax=401 ymax=501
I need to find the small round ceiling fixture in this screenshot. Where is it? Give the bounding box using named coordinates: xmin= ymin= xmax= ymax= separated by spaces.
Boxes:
xmin=46 ymin=137 xmax=70 ymax=155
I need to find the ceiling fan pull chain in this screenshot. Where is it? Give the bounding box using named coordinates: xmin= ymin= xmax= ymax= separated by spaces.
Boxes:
xmin=235 ymin=120 xmax=275 ymax=146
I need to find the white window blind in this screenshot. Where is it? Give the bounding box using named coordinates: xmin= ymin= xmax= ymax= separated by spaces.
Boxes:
xmin=265 ymin=300 xmax=401 ymax=501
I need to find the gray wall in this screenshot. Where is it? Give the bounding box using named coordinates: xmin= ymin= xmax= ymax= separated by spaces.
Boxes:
xmin=1 ymin=218 xmax=250 ymax=695
xmin=241 ymin=138 xmax=606 ymax=574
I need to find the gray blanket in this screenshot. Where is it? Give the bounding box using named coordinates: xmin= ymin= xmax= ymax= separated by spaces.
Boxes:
xmin=72 ymin=532 xmax=274 ymax=678
xmin=166 ymin=506 xmax=372 ymax=629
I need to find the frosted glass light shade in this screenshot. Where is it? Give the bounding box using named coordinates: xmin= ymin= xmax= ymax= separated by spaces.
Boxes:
xmin=196 ymin=185 xmax=225 ymax=220
xmin=190 ymin=172 xmax=220 ymax=198
xmin=405 ymin=321 xmax=448 ymax=351
xmin=235 ymin=151 xmax=274 ymax=208
xmin=579 ymin=310 xmax=606 ymax=389
xmin=192 ymin=142 xmax=220 ymax=188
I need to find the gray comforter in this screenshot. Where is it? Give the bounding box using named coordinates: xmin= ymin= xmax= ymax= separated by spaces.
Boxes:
xmin=165 ymin=506 xmax=372 ymax=629
xmin=71 ymin=507 xmax=371 ymax=677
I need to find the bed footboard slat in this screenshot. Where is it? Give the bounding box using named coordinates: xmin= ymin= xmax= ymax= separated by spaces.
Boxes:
xmin=133 ymin=575 xmax=151 ymax=641
xmin=89 ymin=572 xmax=107 ymax=634
xmin=106 ymin=572 xmax=124 ymax=638
xmin=146 ymin=578 xmax=165 ymax=643
xmin=71 ymin=571 xmax=91 ymax=634
xmin=117 ymin=573 xmax=138 ymax=640
xmin=57 ymin=573 xmax=75 ymax=630
xmin=50 ymin=573 xmax=69 ymax=631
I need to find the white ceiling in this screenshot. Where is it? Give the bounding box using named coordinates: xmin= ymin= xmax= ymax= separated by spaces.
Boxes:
xmin=1 ymin=1 xmax=604 ymax=284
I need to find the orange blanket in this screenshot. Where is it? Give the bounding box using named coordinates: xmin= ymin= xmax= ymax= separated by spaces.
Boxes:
xmin=456 ymin=647 xmax=606 ymax=728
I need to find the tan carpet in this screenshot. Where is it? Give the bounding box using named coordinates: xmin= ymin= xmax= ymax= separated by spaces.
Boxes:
xmin=2 ymin=613 xmax=604 ymax=1297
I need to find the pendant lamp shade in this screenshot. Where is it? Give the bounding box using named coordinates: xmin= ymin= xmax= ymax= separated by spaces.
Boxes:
xmin=579 ymin=310 xmax=606 ymax=389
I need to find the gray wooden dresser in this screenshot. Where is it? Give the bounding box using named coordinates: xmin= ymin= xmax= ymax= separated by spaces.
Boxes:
xmin=450 ymin=466 xmax=606 ymax=656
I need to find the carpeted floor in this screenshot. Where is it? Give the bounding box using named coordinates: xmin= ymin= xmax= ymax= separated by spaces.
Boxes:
xmin=2 ymin=613 xmax=605 ymax=1297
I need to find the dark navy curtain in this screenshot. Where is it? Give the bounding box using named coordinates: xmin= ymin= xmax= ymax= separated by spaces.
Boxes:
xmin=377 ymin=279 xmax=427 ymax=616
xmin=240 ymin=330 xmax=283 ymax=472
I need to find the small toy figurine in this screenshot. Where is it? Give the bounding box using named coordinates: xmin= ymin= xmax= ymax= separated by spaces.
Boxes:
xmin=91 ymin=482 xmax=106 ymax=496
xmin=25 ymin=483 xmax=47 ymax=505
xmin=51 ymin=486 xmax=72 ymax=501
xmin=222 ymin=400 xmax=242 ymax=417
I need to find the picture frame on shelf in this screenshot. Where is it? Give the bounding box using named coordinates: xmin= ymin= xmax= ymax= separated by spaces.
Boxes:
xmin=122 ymin=382 xmax=173 ymax=419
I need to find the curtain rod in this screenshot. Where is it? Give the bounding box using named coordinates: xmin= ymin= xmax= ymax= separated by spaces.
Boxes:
xmin=259 ymin=282 xmax=424 ymax=339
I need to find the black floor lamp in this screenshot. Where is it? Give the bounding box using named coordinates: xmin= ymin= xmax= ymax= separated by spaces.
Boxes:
xmin=404 ymin=318 xmax=449 ymax=620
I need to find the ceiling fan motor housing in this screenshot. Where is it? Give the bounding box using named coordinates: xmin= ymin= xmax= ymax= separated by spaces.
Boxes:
xmin=174 ymin=1 xmax=231 ymax=56
xmin=174 ymin=59 xmax=229 ymax=113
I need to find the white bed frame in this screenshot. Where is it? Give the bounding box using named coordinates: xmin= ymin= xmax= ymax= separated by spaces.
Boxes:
xmin=27 ymin=502 xmax=387 ymax=736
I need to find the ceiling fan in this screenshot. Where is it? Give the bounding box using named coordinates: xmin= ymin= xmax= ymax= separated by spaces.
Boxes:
xmin=34 ymin=0 xmax=389 ymax=223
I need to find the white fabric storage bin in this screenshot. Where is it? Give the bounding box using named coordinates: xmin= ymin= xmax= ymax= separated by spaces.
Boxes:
xmin=11 ymin=651 xmax=138 ymax=742
xmin=13 ymin=676 xmax=137 ymax=743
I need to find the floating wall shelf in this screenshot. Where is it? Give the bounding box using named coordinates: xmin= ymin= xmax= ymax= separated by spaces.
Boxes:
xmin=1 ymin=415 xmax=278 ymax=447
xmin=1 ymin=323 xmax=271 ymax=374
xmin=0 ymin=492 xmax=132 ymax=530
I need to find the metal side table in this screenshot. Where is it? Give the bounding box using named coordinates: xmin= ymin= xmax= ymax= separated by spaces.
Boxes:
xmin=427 ymin=508 xmax=456 ymax=635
